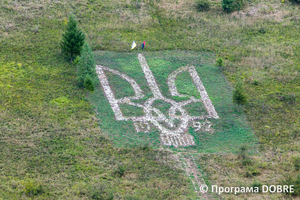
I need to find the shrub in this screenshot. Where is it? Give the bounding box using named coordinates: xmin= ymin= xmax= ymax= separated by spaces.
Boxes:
xmin=222 ymin=0 xmax=244 ymax=13
xmin=233 ymin=84 xmax=247 ymax=112
xmin=195 ymin=0 xmax=210 ymax=12
xmin=84 ymin=74 xmax=95 ymax=92
xmin=216 ymin=58 xmax=224 ymax=67
xmin=74 ymin=56 xmax=81 ymax=65
xmin=289 ymin=0 xmax=300 ymax=3
xmin=77 ymin=42 xmax=97 ymax=87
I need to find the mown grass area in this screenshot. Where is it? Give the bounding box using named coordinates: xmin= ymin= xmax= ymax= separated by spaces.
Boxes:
xmin=0 ymin=0 xmax=300 ymax=199
xmin=91 ymin=50 xmax=257 ymax=154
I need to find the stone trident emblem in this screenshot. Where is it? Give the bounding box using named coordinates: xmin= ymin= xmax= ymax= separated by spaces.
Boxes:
xmin=96 ymin=54 xmax=219 ymax=147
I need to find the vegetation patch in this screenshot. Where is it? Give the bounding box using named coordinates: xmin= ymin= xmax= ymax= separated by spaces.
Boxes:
xmin=152 ymin=99 xmax=172 ymax=116
xmin=175 ymin=70 xmax=201 ymax=99
xmin=119 ymin=104 xmax=145 ymax=117
xmin=106 ymin=71 xmax=136 ymax=99
xmin=183 ymin=101 xmax=207 ymax=116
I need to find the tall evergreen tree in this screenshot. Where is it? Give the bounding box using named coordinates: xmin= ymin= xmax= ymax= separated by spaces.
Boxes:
xmin=233 ymin=84 xmax=247 ymax=112
xmin=60 ymin=14 xmax=85 ymax=63
xmin=77 ymin=42 xmax=97 ymax=87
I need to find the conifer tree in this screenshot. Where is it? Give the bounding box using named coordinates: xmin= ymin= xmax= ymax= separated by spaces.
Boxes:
xmin=233 ymin=84 xmax=247 ymax=112
xmin=76 ymin=42 xmax=97 ymax=87
xmin=84 ymin=74 xmax=95 ymax=92
xmin=60 ymin=14 xmax=85 ymax=63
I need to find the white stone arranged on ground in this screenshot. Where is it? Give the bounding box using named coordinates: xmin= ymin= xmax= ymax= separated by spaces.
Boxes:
xmin=96 ymin=53 xmax=219 ymax=147
xmin=180 ymin=153 xmax=211 ymax=199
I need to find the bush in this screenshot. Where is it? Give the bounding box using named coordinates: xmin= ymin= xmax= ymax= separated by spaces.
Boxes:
xmin=77 ymin=42 xmax=97 ymax=87
xmin=289 ymin=0 xmax=300 ymax=3
xmin=222 ymin=0 xmax=244 ymax=13
xmin=195 ymin=0 xmax=210 ymax=12
xmin=216 ymin=58 xmax=224 ymax=67
xmin=233 ymin=84 xmax=247 ymax=112
xmin=74 ymin=56 xmax=81 ymax=65
xmin=84 ymin=74 xmax=95 ymax=92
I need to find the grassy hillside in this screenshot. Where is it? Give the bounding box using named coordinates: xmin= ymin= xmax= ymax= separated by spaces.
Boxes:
xmin=1 ymin=0 xmax=300 ymax=199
